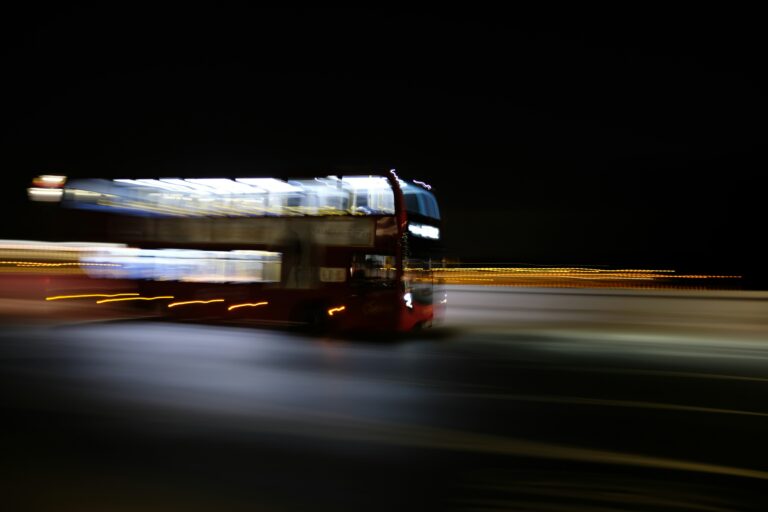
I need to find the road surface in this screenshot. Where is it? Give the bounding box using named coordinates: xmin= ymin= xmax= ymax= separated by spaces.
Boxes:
xmin=2 ymin=286 xmax=768 ymax=510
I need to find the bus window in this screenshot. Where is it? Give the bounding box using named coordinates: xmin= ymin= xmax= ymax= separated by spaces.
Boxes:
xmin=404 ymin=193 xmax=420 ymax=215
xmin=404 ymin=259 xmax=434 ymax=306
xmin=403 ymin=188 xmax=440 ymax=220
xmin=350 ymin=254 xmax=396 ymax=283
xmin=424 ymin=195 xmax=440 ymax=220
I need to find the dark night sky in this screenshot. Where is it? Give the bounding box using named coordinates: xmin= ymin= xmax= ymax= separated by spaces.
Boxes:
xmin=2 ymin=8 xmax=767 ymax=284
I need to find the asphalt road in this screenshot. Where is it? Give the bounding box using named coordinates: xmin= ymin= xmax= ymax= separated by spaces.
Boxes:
xmin=2 ymin=286 xmax=768 ymax=511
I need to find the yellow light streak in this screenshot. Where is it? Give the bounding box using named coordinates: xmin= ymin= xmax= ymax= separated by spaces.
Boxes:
xmin=227 ymin=301 xmax=269 ymax=311
xmin=327 ymin=305 xmax=346 ymax=316
xmin=46 ymin=293 xmax=140 ymax=301
xmin=416 ymin=265 xmax=746 ymax=290
xmin=96 ymin=295 xmax=174 ymax=304
xmin=168 ymin=299 xmax=225 ymax=308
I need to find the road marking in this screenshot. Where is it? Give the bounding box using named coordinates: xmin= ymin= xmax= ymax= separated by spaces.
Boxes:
xmin=447 ymin=392 xmax=768 ymax=418
xmin=548 ymin=365 xmax=768 ymax=383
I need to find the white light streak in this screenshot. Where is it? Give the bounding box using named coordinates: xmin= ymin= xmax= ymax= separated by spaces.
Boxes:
xmin=408 ymin=223 xmax=440 ymax=240
xmin=341 ymin=176 xmax=391 ymax=189
xmin=185 ymin=179 xmax=259 ymax=194
xmin=235 ymin=178 xmax=301 ymax=192
xmin=28 ymin=188 xmax=64 ymax=202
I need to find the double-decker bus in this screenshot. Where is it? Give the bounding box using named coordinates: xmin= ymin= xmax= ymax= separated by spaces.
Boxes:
xmin=28 ymin=171 xmax=444 ymax=332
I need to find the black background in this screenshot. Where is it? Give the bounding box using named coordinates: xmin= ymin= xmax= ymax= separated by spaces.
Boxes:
xmin=2 ymin=8 xmax=766 ymax=285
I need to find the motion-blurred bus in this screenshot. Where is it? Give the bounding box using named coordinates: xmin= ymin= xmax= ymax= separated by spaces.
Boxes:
xmin=28 ymin=171 xmax=445 ymax=332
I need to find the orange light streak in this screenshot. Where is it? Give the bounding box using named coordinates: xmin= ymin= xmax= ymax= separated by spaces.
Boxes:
xmin=96 ymin=296 xmax=174 ymax=304
xmin=168 ymin=299 xmax=225 ymax=308
xmin=227 ymin=301 xmax=269 ymax=311
xmin=46 ymin=293 xmax=139 ymax=301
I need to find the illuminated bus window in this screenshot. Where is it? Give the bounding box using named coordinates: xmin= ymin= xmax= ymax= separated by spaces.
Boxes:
xmin=351 ymin=254 xmax=396 ymax=282
xmin=404 ymin=259 xmax=434 ymax=306
xmin=81 ymin=248 xmax=282 ymax=283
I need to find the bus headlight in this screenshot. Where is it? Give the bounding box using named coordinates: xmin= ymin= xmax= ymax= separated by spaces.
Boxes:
xmin=403 ymin=292 xmax=413 ymax=309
